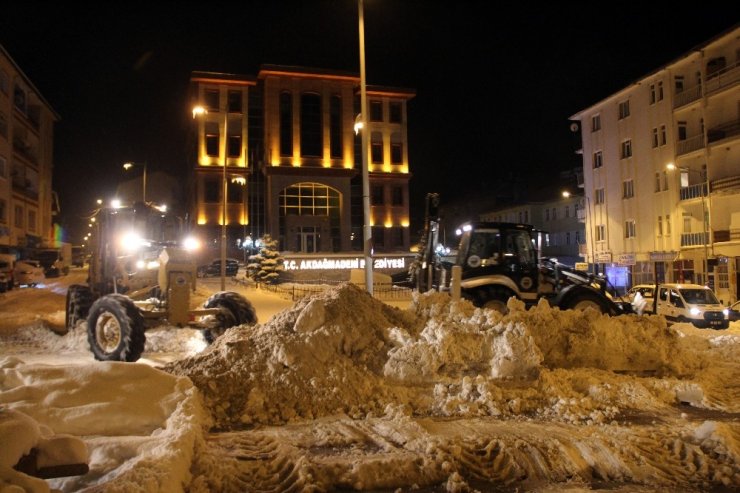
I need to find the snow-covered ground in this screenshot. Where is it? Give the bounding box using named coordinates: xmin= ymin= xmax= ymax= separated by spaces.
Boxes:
xmin=1 ymin=268 xmax=739 ymax=492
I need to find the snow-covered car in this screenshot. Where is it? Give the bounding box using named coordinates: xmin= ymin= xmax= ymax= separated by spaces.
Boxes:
xmin=0 ymin=256 xmax=14 ymax=292
xmin=13 ymin=260 xmax=45 ymax=287
xmin=623 ymin=284 xmax=657 ymax=314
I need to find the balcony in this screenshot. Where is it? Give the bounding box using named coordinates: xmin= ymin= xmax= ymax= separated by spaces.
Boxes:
xmin=711 ymin=174 xmax=740 ymax=192
xmin=678 ymin=183 xmax=707 ymax=201
xmin=680 ymin=231 xmax=709 ymax=247
xmin=676 ymin=134 xmax=704 ymax=156
xmin=707 ymin=119 xmax=740 ymax=144
xmin=673 ymin=84 xmax=702 ymax=109
xmin=705 ymin=60 xmax=740 ymax=95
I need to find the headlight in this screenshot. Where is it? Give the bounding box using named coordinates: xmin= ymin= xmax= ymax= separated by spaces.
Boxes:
xmin=183 ymin=236 xmax=201 ymax=251
xmin=723 ymin=308 xmax=729 ymax=317
xmin=120 ymin=232 xmax=151 ymax=252
xmin=689 ymin=307 xmax=701 ymax=316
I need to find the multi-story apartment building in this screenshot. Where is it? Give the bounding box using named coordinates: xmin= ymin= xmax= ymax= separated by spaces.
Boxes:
xmin=190 ymin=66 xmax=414 ymax=256
xmin=479 ymin=193 xmax=585 ymax=268
xmin=0 ymin=44 xmax=58 ymax=255
xmin=570 ymin=26 xmax=740 ymax=302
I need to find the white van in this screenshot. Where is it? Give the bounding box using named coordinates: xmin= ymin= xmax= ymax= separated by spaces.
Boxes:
xmin=654 ymin=283 xmax=729 ymax=329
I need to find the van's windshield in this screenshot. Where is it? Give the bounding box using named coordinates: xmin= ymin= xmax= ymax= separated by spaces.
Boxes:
xmin=679 ymin=288 xmax=720 ymax=305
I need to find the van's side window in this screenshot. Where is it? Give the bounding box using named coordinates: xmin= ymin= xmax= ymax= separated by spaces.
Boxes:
xmin=670 ymin=290 xmax=683 ymax=307
xmin=659 ymin=288 xmax=668 ymax=301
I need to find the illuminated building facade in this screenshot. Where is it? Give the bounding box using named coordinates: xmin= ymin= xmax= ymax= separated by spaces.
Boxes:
xmin=190 ymin=66 xmax=414 ymax=255
xmin=570 ymin=26 xmax=740 ymax=302
xmin=0 ymin=44 xmax=59 ymax=254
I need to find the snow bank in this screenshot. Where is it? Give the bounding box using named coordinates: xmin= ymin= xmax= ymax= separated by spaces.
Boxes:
xmin=165 ymin=283 xmax=716 ymax=430
xmin=0 ymin=358 xmax=209 ymax=493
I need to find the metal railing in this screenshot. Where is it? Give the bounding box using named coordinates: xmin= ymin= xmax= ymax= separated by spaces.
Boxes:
xmin=711 ymin=174 xmax=740 ymax=192
xmin=680 ymin=231 xmax=709 ymax=247
xmin=241 ymin=277 xmax=414 ymax=302
xmin=707 ymin=119 xmax=740 ymax=144
xmin=678 ymin=183 xmax=707 ymax=201
xmin=673 ymin=84 xmax=702 ymax=109
xmin=705 ymin=60 xmax=740 ymax=95
xmin=676 ymin=134 xmax=704 ymax=156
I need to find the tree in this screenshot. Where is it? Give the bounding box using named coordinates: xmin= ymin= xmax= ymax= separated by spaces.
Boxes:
xmin=246 ymin=234 xmax=284 ymax=284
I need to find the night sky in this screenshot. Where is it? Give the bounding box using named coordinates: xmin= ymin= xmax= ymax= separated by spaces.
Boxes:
xmin=0 ymin=3 xmax=735 ymax=242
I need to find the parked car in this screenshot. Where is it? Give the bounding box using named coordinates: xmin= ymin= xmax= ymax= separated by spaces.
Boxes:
xmin=728 ymin=300 xmax=740 ymax=322
xmin=14 ymin=260 xmax=45 ymax=287
xmin=197 ymin=258 xmax=240 ymax=278
xmin=33 ymin=249 xmax=68 ymax=277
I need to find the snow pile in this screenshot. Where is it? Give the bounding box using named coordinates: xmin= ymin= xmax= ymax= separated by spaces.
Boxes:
xmin=0 ymin=357 xmax=208 ymax=493
xmin=165 ymin=283 xmax=714 ymax=430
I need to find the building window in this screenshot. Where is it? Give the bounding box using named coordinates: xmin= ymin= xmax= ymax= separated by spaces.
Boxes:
xmin=370 ymin=100 xmax=383 ymax=122
xmin=227 ymin=180 xmax=243 ymax=203
xmin=227 ymin=133 xmax=241 ymax=158
xmin=663 ymin=171 xmax=669 ymax=191
xmin=203 ymin=177 xmax=219 ymax=203
xmin=279 ymin=92 xmax=293 ymax=157
xmin=566 ymin=232 xmax=571 ymax=245
xmin=657 ymin=215 xmax=663 ymax=236
xmin=14 ymin=205 xmax=23 ymax=228
xmin=660 ymin=125 xmax=667 ymax=145
xmin=595 ymin=188 xmax=605 ymax=205
xmin=330 ymin=95 xmax=342 ymax=159
xmin=552 ymin=207 xmax=557 ymax=220
xmin=389 ymin=102 xmax=402 ymax=123
xmin=623 ymin=180 xmax=634 ymax=198
xmin=565 ymin=205 xmax=570 ymax=218
xmin=620 ymin=139 xmax=632 ymax=159
xmin=618 ymin=100 xmax=630 ymax=119
xmin=650 ymin=84 xmax=656 ymax=104
xmin=28 ymin=210 xmax=37 ymax=233
xmin=595 ymin=224 xmax=605 ymax=242
xmin=625 ymin=220 xmax=636 ymax=239
xmin=204 ymin=89 xmax=219 ymax=111
xmin=665 ymin=214 xmax=671 ymax=235
xmin=227 ymin=90 xmax=242 ymax=113
xmin=391 ymin=186 xmax=403 ymax=206
xmin=391 ymin=143 xmax=402 ymax=164
xmin=371 ymin=132 xmax=383 ymax=164
xmin=13 ymin=86 xmax=26 ymax=113
xmin=205 ymin=122 xmax=219 ymax=157
xmin=593 ymin=151 xmax=603 ymax=169
xmin=0 ymin=199 xmax=6 ymax=224
xmin=575 ymin=231 xmax=581 ymax=243
xmin=0 ymin=110 xmax=7 ymax=139
xmin=0 ymin=155 xmax=5 ymax=178
xmin=591 ymin=114 xmax=601 ymax=132
xmin=545 ymin=209 xmax=550 ymax=221
xmin=372 ymin=226 xmax=385 ymax=249
xmin=658 ymin=81 xmax=663 ymax=101
xmin=0 ymin=69 xmax=8 ymax=95
xmin=677 ymin=121 xmax=687 ymax=141
xmin=300 ymin=92 xmax=322 ymax=158
xmin=674 ymin=76 xmax=684 ymax=93
xmin=652 ymin=128 xmax=659 ymax=148
xmin=371 ymin=185 xmax=384 ymax=205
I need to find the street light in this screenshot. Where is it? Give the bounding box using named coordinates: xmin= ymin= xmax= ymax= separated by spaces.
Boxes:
xmin=667 ymin=163 xmax=710 ymax=284
xmin=563 ymin=190 xmax=595 ymax=274
xmin=358 ymin=0 xmax=373 ymax=294
xmin=123 ymin=161 xmax=148 ymax=203
xmin=193 ymin=104 xmax=229 ymax=291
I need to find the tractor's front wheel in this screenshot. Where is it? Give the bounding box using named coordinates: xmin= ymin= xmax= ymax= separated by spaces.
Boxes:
xmin=87 ymin=294 xmax=146 ymax=362
xmin=201 ymin=291 xmax=257 ymax=344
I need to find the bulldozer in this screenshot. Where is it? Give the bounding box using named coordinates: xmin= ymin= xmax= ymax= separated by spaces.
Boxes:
xmin=65 ymin=202 xmax=257 ymax=362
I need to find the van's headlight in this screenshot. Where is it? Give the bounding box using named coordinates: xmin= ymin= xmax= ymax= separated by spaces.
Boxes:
xmin=689 ymin=307 xmax=702 ymax=316
xmin=723 ymin=308 xmax=730 ymax=317
xmin=183 ymin=236 xmax=201 ymax=251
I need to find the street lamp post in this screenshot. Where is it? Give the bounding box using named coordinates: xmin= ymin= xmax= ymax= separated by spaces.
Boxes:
xmin=193 ymin=105 xmax=228 ymax=291
xmin=563 ymin=191 xmax=595 ymax=274
xmin=667 ymin=163 xmax=710 ymax=284
xmin=358 ymin=0 xmax=373 ymax=294
xmin=123 ymin=161 xmax=147 ymax=203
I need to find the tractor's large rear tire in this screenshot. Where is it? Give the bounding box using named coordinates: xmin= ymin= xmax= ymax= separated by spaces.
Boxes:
xmin=87 ymin=294 xmax=146 ymax=362
xmin=65 ymin=284 xmax=94 ymax=332
xmin=201 ymin=291 xmax=257 ymax=344
xmin=565 ymin=291 xmax=609 ymax=314
xmin=474 ymin=286 xmax=512 ymax=315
